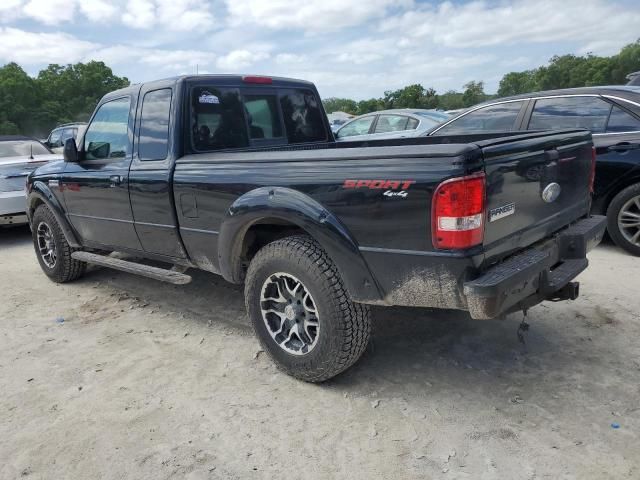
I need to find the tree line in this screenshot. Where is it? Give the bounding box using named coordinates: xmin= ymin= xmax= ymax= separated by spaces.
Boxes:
xmin=0 ymin=61 xmax=129 ymax=138
xmin=323 ymin=40 xmax=640 ymax=115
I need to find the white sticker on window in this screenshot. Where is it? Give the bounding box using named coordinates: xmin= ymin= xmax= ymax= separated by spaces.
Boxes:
xmin=198 ymin=91 xmax=219 ymax=104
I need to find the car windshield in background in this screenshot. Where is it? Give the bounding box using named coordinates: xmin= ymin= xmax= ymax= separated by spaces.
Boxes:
xmin=0 ymin=140 xmax=50 ymax=158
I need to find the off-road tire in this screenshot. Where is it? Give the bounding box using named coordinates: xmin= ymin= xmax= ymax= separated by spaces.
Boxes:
xmin=606 ymin=183 xmax=640 ymax=256
xmin=245 ymin=235 xmax=371 ymax=382
xmin=31 ymin=204 xmax=86 ymax=282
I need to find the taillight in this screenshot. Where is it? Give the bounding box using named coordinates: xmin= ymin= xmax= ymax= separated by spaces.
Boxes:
xmin=589 ymin=146 xmax=596 ymax=193
xmin=242 ymin=75 xmax=273 ymax=84
xmin=432 ymin=173 xmax=485 ymax=249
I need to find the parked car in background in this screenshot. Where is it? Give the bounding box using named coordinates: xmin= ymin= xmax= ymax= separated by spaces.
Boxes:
xmin=627 ymin=71 xmax=640 ymax=86
xmin=335 ymin=109 xmax=448 ymax=141
xmin=429 ymin=86 xmax=640 ymax=255
xmin=44 ymin=123 xmax=87 ymax=153
xmin=1 ymin=136 xmax=60 ymax=226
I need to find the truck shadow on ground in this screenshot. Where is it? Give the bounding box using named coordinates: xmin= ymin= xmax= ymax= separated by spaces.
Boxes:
xmin=85 ymin=264 xmax=584 ymax=398
xmin=5 ymin=227 xmax=598 ymax=397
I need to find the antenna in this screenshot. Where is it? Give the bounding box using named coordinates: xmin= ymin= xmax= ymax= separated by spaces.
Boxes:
xmin=196 ymin=64 xmax=199 ymax=75
xmin=30 ymin=142 xmax=34 ymax=160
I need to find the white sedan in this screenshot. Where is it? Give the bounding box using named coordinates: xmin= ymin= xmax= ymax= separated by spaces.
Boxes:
xmin=0 ymin=136 xmax=61 ymax=226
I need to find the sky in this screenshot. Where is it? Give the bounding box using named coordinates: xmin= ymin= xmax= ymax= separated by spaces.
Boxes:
xmin=1 ymin=0 xmax=639 ymax=100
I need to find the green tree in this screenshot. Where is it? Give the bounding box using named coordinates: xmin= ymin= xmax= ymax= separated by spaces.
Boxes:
xmin=0 ymin=61 xmax=129 ymax=136
xmin=497 ymin=70 xmax=537 ymax=96
xmin=356 ymin=98 xmax=384 ymax=115
xmin=461 ymin=81 xmax=486 ymax=107
xmin=36 ymin=61 xmax=129 ymax=130
xmin=382 ymin=84 xmax=438 ymax=109
xmin=611 ymin=40 xmax=640 ymax=83
xmin=437 ymin=90 xmax=465 ymax=110
xmin=0 ymin=63 xmax=40 ymax=135
xmin=322 ymin=97 xmax=357 ymax=114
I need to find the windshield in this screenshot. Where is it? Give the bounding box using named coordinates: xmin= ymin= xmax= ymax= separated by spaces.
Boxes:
xmin=0 ymin=140 xmax=51 ymax=158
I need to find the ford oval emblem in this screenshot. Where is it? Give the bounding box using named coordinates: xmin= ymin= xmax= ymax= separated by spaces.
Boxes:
xmin=542 ymin=182 xmax=561 ymax=203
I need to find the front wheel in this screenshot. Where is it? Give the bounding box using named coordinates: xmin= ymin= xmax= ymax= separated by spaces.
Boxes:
xmin=31 ymin=204 xmax=86 ymax=282
xmin=245 ymin=235 xmax=371 ymax=382
xmin=607 ymin=183 xmax=640 ymax=256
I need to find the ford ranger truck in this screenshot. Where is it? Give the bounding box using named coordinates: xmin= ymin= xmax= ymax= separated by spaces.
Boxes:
xmin=26 ymin=75 xmax=606 ymax=382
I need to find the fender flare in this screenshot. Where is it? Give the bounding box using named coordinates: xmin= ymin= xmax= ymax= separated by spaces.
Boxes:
xmin=27 ymin=181 xmax=81 ymax=248
xmin=218 ymin=187 xmax=383 ymax=303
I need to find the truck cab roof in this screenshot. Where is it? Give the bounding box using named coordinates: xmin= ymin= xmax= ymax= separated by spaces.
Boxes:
xmin=103 ymin=75 xmax=316 ymax=101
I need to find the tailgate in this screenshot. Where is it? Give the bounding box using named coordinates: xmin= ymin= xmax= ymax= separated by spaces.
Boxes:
xmin=480 ymin=130 xmax=593 ymax=259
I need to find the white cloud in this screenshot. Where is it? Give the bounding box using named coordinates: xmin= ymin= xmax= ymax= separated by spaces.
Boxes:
xmin=0 ymin=27 xmax=214 ymax=75
xmin=379 ymin=0 xmax=640 ymax=53
xmin=122 ymin=0 xmax=215 ymax=31
xmin=0 ymin=0 xmax=23 ymax=23
xmin=275 ymin=53 xmax=307 ymax=65
xmin=22 ymin=0 xmax=76 ymax=25
xmin=225 ymin=0 xmax=411 ymax=32
xmin=79 ymin=0 xmax=118 ymax=22
xmin=0 ymin=27 xmax=97 ymax=64
xmin=216 ymin=49 xmax=270 ymax=70
xmin=122 ymin=0 xmax=155 ymax=28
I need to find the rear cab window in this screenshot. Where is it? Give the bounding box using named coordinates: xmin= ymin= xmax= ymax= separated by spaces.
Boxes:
xmin=189 ymin=84 xmax=327 ymax=152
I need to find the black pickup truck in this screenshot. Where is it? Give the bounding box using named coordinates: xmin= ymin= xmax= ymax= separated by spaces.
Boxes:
xmin=26 ymin=75 xmax=606 ymax=381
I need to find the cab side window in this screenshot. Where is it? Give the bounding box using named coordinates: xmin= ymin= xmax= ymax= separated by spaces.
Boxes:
xmin=139 ymin=88 xmax=172 ymax=160
xmin=528 ymin=96 xmax=611 ymax=133
xmin=84 ymin=97 xmax=131 ymax=160
xmin=435 ymin=102 xmax=525 ymax=134
xmin=191 ymin=87 xmax=248 ymax=151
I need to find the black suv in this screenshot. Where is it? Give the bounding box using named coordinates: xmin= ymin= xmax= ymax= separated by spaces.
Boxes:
xmin=429 ymin=86 xmax=640 ymax=255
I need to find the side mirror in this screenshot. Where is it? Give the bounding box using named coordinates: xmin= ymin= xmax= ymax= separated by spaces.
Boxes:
xmin=63 ymin=138 xmax=78 ymax=163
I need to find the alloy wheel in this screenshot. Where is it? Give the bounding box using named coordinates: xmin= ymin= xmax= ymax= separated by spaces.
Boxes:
xmin=260 ymin=272 xmax=320 ymax=355
xmin=36 ymin=221 xmax=57 ymax=268
xmin=618 ymin=195 xmax=640 ymax=247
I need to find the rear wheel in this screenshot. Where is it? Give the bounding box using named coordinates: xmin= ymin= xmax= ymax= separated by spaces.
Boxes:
xmin=245 ymin=235 xmax=371 ymax=382
xmin=31 ymin=204 xmax=86 ymax=282
xmin=607 ymin=183 xmax=640 ymax=256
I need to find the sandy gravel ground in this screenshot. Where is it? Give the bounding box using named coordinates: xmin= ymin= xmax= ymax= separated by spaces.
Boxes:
xmin=0 ymin=225 xmax=639 ymax=480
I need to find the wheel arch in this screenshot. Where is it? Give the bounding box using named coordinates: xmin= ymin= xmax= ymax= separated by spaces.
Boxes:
xmin=217 ymin=187 xmax=383 ymax=303
xmin=27 ymin=181 xmax=81 ymax=248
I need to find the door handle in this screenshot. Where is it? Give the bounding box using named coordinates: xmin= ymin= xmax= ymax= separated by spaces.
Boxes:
xmin=109 ymin=175 xmax=122 ymax=187
xmin=607 ymin=142 xmax=638 ymax=152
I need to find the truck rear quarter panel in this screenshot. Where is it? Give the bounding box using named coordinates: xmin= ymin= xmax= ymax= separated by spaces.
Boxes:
xmin=173 ymin=145 xmax=483 ymax=306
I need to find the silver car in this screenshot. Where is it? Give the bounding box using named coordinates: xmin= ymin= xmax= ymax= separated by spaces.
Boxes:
xmin=334 ymin=109 xmax=449 ymax=141
xmin=44 ymin=122 xmax=87 ymax=154
xmin=0 ymin=136 xmax=61 ymax=226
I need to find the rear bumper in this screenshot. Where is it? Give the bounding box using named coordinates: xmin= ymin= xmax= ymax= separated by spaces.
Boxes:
xmin=0 ymin=190 xmax=27 ymax=224
xmin=463 ymin=215 xmax=607 ymax=319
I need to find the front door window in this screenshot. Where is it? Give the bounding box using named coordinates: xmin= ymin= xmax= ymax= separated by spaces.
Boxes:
xmin=84 ymin=97 xmax=131 ymax=160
